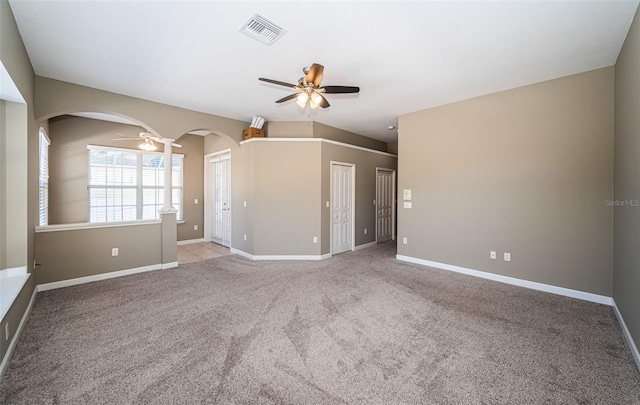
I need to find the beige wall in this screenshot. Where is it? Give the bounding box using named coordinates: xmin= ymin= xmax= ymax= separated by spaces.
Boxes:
xmin=3 ymin=101 xmax=28 ymax=268
xmin=204 ymin=133 xmax=236 ymax=155
xmin=398 ymin=67 xmax=614 ymax=296
xmin=265 ymin=121 xmax=313 ymax=138
xmin=0 ymin=0 xmax=39 ymax=367
xmin=47 ymin=116 xmax=204 ymax=241
xmin=48 ymin=116 xmax=145 ymax=223
xmin=35 ymin=223 xmax=162 ymax=284
xmin=614 ymin=7 xmax=640 ymax=359
xmin=313 ymin=122 xmax=388 ymax=152
xmin=35 ymin=77 xmax=248 ymax=145
xmin=229 ymin=142 xmax=255 ymax=253
xmin=387 ymin=142 xmax=398 ymax=155
xmin=176 ymin=134 xmax=204 ymax=241
xmin=0 ymin=101 xmax=5 ymax=272
xmin=320 ymin=143 xmax=398 ymax=254
xmin=203 ymin=135 xmax=396 ymax=256
xmin=264 ymin=121 xmax=389 ymax=152
xmin=252 ymin=141 xmax=322 ymax=255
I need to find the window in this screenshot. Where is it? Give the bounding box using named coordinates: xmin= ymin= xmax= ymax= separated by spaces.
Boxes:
xmin=87 ymin=145 xmax=183 ymax=222
xmin=39 ymin=128 xmax=50 ymax=226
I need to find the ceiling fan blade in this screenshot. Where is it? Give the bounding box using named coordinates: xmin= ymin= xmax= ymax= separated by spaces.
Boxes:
xmin=318 ymin=93 xmax=330 ymax=108
xmin=171 ymin=143 xmax=182 ymax=148
xmin=322 ymin=86 xmax=360 ymax=94
xmin=275 ymin=93 xmax=299 ymax=103
xmin=305 ymin=63 xmax=324 ymax=87
xmin=259 ymin=78 xmax=297 ymax=88
xmin=112 ymin=138 xmax=138 ymax=141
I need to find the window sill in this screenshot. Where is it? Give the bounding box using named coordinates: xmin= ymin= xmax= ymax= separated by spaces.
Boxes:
xmin=36 ymin=219 xmax=162 ymax=233
xmin=0 ymin=269 xmax=31 ymax=321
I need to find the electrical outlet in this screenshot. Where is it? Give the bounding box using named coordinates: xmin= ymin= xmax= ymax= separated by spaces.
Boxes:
xmin=364 ymin=228 xmax=367 ymax=235
xmin=490 ymin=251 xmax=496 ymax=259
xmin=5 ymin=323 xmax=9 ymax=341
xmin=193 ymin=225 xmax=198 ymax=231
xmin=313 ymin=236 xmax=318 ymax=244
xmin=504 ymin=252 xmax=511 ymax=262
xmin=403 ymin=237 xmax=408 ymax=244
xmin=111 ymin=248 xmax=118 ymax=256
xmin=244 ymin=234 xmax=247 ymax=241
xmin=243 ymin=201 xmax=247 ymax=207
xmin=326 ymin=201 xmax=330 ymax=208
xmin=194 ymin=198 xmax=199 ymax=204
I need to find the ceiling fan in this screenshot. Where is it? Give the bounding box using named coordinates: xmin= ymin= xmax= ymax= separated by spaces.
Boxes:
xmin=112 ymin=132 xmax=182 ymax=151
xmin=259 ymin=63 xmax=360 ymax=109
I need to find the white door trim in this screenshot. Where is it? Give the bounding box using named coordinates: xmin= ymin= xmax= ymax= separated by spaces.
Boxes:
xmin=330 ymin=161 xmax=356 ymax=256
xmin=375 ymin=167 xmax=396 ymax=243
xmin=204 ymin=149 xmax=231 ymax=245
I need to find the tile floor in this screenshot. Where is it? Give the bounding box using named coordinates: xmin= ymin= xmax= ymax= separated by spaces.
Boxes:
xmin=177 ymin=242 xmax=232 ymax=264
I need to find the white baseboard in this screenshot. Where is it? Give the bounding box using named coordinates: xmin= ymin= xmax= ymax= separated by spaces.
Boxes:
xmin=355 ymin=241 xmax=377 ymax=251
xmin=162 ymin=261 xmax=179 ymax=269
xmin=396 ymin=255 xmax=613 ymax=306
xmin=37 ymin=264 xmax=165 ymax=292
xmin=612 ymin=299 xmax=640 ymax=372
xmin=230 ymin=248 xmax=331 ymax=261
xmin=230 ymin=248 xmax=253 ymax=259
xmin=177 ymin=238 xmax=206 ymax=246
xmin=0 ymin=286 xmax=37 ymax=380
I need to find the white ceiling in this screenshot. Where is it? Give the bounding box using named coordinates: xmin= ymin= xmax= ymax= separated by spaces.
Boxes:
xmin=8 ymin=1 xmax=639 ymax=143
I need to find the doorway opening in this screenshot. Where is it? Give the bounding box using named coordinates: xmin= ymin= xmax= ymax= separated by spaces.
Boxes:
xmin=205 ymin=150 xmax=231 ymax=247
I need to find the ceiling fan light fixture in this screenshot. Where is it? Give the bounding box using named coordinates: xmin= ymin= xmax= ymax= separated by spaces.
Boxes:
xmin=139 ymin=138 xmax=157 ymax=151
xmin=310 ymin=93 xmax=323 ymax=109
xmin=296 ymin=92 xmax=309 ymax=108
xmin=260 ymin=63 xmax=359 ymax=110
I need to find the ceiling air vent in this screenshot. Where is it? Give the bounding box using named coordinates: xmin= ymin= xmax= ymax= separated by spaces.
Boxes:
xmin=240 ymin=13 xmax=287 ymax=46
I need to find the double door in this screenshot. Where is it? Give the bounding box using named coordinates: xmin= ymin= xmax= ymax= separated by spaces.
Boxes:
xmin=209 ymin=152 xmax=231 ymax=247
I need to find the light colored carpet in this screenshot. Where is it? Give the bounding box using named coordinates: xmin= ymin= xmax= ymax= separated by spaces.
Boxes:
xmin=1 ymin=242 xmax=639 ymax=404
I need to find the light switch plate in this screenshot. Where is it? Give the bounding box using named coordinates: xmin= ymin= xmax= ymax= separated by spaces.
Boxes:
xmin=403 ymin=201 xmax=412 ymax=209
xmin=403 ymin=189 xmax=412 ymax=201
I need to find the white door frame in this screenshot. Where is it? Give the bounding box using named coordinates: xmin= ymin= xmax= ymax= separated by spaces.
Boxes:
xmin=330 ymin=161 xmax=356 ymax=255
xmin=204 ymin=149 xmax=232 ymax=246
xmin=375 ymin=167 xmax=396 ymax=243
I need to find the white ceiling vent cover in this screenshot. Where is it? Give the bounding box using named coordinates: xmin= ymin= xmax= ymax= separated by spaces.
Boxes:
xmin=240 ymin=13 xmax=287 ymax=46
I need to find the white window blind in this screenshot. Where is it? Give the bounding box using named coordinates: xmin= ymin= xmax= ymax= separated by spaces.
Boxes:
xmin=87 ymin=145 xmax=183 ymax=222
xmin=38 ymin=129 xmax=50 ymax=226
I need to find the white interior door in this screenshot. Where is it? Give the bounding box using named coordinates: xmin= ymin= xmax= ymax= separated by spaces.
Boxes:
xmin=332 ymin=163 xmax=354 ymax=255
xmin=376 ymin=169 xmax=395 ymax=243
xmin=209 ymin=152 xmax=231 ymax=247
